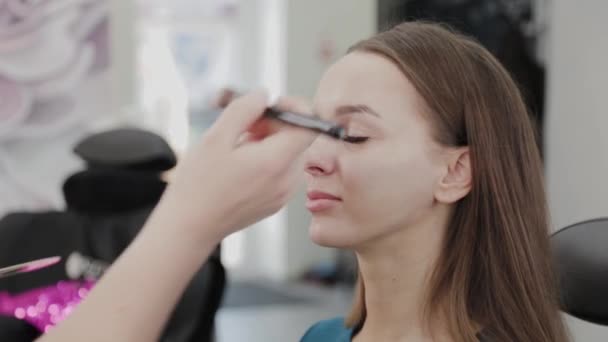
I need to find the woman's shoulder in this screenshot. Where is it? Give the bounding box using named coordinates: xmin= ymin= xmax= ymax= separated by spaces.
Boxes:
xmin=300 ymin=317 xmax=353 ymax=342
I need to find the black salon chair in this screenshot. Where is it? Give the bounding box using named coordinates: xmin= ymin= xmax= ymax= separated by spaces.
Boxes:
xmin=0 ymin=128 xmax=225 ymax=342
xmin=552 ymin=217 xmax=608 ymax=326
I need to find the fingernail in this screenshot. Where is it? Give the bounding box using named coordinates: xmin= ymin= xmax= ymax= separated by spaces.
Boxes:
xmin=267 ymin=89 xmax=280 ymax=107
xmin=256 ymin=87 xmax=280 ymax=107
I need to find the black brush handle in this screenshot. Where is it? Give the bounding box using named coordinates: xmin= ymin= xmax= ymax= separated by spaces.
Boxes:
xmin=264 ymin=108 xmax=346 ymax=140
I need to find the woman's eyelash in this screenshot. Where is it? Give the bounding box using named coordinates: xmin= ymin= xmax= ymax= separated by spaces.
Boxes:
xmin=342 ymin=136 xmax=369 ymax=144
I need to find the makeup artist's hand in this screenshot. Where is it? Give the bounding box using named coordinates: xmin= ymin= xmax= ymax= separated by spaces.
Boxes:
xmin=153 ymin=91 xmax=316 ymax=245
xmin=36 ymin=92 xmax=316 ymax=342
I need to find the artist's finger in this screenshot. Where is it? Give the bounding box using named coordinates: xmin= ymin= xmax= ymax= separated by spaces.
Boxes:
xmin=211 ymin=90 xmax=269 ymax=145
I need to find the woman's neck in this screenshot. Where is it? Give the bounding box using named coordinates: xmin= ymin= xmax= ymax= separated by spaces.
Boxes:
xmin=353 ymin=209 xmax=452 ymax=341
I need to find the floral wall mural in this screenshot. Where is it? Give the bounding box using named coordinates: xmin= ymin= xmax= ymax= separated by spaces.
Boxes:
xmin=0 ymin=0 xmax=111 ymax=215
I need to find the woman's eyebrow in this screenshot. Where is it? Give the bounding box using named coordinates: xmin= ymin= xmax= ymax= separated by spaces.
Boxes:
xmin=335 ymin=104 xmax=381 ymax=118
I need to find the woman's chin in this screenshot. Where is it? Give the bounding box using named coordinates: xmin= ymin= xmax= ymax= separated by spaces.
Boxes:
xmin=308 ymin=221 xmax=358 ymax=248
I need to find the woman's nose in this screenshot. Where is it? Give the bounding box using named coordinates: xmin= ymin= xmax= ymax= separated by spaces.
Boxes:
xmin=305 ymin=137 xmax=337 ymax=176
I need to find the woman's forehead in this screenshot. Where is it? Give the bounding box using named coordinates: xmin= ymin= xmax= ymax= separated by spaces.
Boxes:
xmin=313 ymin=52 xmax=421 ymax=117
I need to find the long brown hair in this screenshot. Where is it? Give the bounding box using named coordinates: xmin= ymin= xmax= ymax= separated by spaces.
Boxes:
xmin=345 ymin=21 xmax=569 ymax=342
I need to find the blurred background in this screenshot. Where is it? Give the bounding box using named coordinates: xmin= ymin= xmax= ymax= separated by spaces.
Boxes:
xmin=0 ymin=0 xmax=606 ymax=341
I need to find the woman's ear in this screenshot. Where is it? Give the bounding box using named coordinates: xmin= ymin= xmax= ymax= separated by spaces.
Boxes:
xmin=434 ymin=147 xmax=472 ymax=204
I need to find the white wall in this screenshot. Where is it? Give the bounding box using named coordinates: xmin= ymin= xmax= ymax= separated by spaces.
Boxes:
xmin=109 ymin=0 xmax=137 ymax=114
xmin=285 ymin=0 xmax=377 ymax=97
xmin=545 ymin=0 xmax=608 ymax=340
xmin=546 ymin=1 xmax=608 ymax=232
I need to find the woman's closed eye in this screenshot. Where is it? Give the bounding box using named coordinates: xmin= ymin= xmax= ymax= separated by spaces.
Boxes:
xmin=343 ymin=135 xmax=369 ymax=144
xmin=341 ymin=121 xmax=371 ymax=144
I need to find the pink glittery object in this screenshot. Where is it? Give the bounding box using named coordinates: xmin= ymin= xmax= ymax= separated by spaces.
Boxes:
xmin=0 ymin=280 xmax=96 ymax=333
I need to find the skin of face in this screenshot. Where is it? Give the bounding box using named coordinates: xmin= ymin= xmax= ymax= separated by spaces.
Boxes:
xmin=305 ymin=51 xmax=451 ymax=249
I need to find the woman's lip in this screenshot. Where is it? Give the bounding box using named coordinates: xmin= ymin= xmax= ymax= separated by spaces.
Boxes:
xmin=306 ymin=191 xmax=342 ymax=213
xmin=306 ymin=190 xmax=342 ymax=201
xmin=306 ymin=198 xmax=340 ymax=212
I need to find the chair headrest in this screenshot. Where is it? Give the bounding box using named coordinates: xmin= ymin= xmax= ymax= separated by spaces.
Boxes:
xmin=73 ymin=128 xmax=176 ymax=171
xmin=62 ymin=169 xmax=166 ymax=214
xmin=552 ymin=218 xmax=608 ymax=325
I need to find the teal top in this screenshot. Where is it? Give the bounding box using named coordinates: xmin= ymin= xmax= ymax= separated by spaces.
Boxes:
xmin=300 ymin=317 xmax=489 ymax=341
xmin=300 ymin=318 xmax=354 ymax=342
